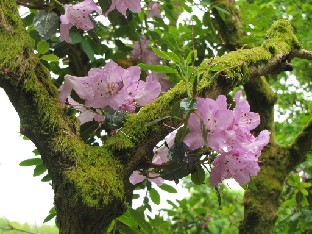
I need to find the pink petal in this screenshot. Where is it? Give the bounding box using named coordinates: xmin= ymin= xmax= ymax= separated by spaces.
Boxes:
xmin=129 ymin=171 xmax=146 ymax=185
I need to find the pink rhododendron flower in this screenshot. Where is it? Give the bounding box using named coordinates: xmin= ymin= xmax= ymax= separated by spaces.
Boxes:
xmin=210 ymin=130 xmax=270 ymax=185
xmin=182 ymin=91 xmax=270 ymax=185
xmin=148 ymin=2 xmax=161 ymax=18
xmin=60 ymin=0 xmax=102 ymax=43
xmin=210 ymin=149 xmax=260 ymax=185
xmin=106 ymin=0 xmax=141 ymax=18
xmin=59 ymin=61 xmax=161 ymax=118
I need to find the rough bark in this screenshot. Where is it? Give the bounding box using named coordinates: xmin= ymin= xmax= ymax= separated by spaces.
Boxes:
xmin=0 ymin=0 xmax=311 ymax=233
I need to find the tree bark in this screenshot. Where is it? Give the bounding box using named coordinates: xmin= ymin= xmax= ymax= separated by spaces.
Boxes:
xmin=0 ymin=1 xmax=311 ymax=233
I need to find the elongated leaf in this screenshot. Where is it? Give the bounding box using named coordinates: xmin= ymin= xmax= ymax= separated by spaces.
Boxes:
xmin=138 ymin=63 xmax=177 ymax=73
xmin=41 ymin=174 xmax=52 ymax=182
xmin=33 ymin=162 xmax=47 ymax=177
xmin=152 ymin=48 xmax=181 ymax=64
xmin=19 ymin=158 xmax=42 ymax=166
xmin=43 ymin=213 xmax=56 ymax=223
xmin=128 ymin=208 xmax=153 ymax=233
xmin=41 ymin=54 xmax=59 ymax=62
xmin=81 ymin=38 xmax=95 ymax=62
xmin=107 ymin=220 xmax=115 ymax=233
xmin=34 ymin=11 xmax=59 ymax=39
xmin=186 ymin=50 xmax=197 ymax=65
xmin=117 ymin=211 xmax=137 ymax=229
xmin=149 ymin=188 xmax=161 ymax=205
xmin=159 ymin=183 xmax=178 ymax=193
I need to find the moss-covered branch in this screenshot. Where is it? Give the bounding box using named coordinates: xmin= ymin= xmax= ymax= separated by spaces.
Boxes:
xmin=288 ymin=118 xmax=312 ymax=168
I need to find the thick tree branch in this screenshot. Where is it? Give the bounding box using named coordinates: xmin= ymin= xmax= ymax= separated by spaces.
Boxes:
xmin=288 ymin=118 xmax=312 ymax=169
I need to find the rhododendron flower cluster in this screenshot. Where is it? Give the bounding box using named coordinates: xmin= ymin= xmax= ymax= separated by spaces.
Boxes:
xmin=59 ymin=61 xmax=161 ymax=124
xmin=60 ymin=0 xmax=102 ymax=43
xmin=106 ymin=0 xmax=141 ymax=18
xmin=129 ymin=91 xmax=270 ymax=186
xmin=184 ymin=91 xmax=270 ymax=185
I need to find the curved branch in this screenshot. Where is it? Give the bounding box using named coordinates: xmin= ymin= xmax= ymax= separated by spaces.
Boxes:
xmin=288 ymin=117 xmax=312 ymax=169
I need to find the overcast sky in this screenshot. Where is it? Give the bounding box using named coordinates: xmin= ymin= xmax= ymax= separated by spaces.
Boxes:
xmin=0 ymin=88 xmax=54 ymax=224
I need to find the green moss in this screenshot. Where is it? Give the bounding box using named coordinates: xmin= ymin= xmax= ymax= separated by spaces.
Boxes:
xmin=66 ymin=147 xmax=125 ymax=207
xmin=263 ymin=19 xmax=302 ymax=55
xmin=0 ymin=2 xmax=34 ymax=73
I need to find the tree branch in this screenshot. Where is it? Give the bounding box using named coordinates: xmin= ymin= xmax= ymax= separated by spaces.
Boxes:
xmin=291 ymin=49 xmax=312 ymax=60
xmin=288 ymin=117 xmax=312 ymax=169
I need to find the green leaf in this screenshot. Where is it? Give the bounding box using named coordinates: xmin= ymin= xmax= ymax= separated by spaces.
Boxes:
xmin=34 ymin=10 xmax=59 ymax=39
xmin=149 ymin=188 xmax=161 ymax=205
xmin=81 ymin=38 xmax=95 ymax=62
xmin=138 ymin=63 xmax=177 ymax=73
xmin=33 ymin=162 xmax=47 ymax=177
xmin=19 ymin=158 xmax=42 ymax=166
xmin=69 ymin=31 xmax=83 ymax=44
xmin=41 ymin=174 xmax=52 ymax=182
xmin=107 ymin=220 xmax=115 ymax=233
xmin=152 ymin=48 xmax=181 ymax=64
xmin=186 ymin=50 xmax=197 ymax=65
xmin=32 ymin=149 xmax=40 ymax=156
xmin=214 ymin=6 xmax=230 ymax=15
xmin=41 ymin=54 xmax=59 ymax=62
xmin=132 ymin=193 xmax=140 ymax=199
xmin=159 ymin=183 xmax=178 ymax=193
xmin=191 ymin=166 xmax=205 ymax=185
xmin=44 ymin=207 xmax=56 ymax=223
xmin=117 ymin=211 xmax=137 ymax=229
xmin=128 ymin=208 xmax=153 ymax=233
xmin=43 ymin=213 xmax=56 ymax=223
xmin=37 ymin=40 xmax=49 ymax=54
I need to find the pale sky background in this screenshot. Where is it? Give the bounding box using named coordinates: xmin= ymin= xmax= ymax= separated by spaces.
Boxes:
xmin=0 ymin=88 xmax=55 ymax=225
